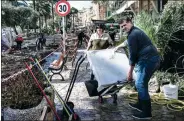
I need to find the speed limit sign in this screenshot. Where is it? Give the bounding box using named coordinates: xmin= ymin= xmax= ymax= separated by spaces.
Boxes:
xmin=55 ymin=0 xmax=71 ymax=16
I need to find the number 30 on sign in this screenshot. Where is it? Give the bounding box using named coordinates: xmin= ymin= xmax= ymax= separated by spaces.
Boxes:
xmin=55 ymin=0 xmax=71 ymax=17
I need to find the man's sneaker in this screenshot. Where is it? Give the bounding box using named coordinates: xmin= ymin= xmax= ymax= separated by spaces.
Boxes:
xmin=132 ymin=112 xmax=152 ymax=120
xmin=128 ymin=102 xmax=142 ymax=112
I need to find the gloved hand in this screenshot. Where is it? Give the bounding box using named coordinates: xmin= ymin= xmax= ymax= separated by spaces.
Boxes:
xmin=114 ymin=46 xmax=119 ymax=52
xmin=114 ymin=40 xmax=128 ymax=52
xmin=110 ymin=49 xmax=116 ymax=59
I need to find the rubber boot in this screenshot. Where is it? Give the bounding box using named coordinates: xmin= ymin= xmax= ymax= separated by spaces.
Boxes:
xmin=132 ymin=99 xmax=152 ymax=120
xmin=129 ymin=98 xmax=142 ymax=112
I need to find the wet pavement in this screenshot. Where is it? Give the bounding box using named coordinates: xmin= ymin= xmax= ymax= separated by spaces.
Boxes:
xmin=1 ymin=34 xmax=62 ymax=80
xmin=48 ymin=50 xmax=184 ymax=121
xmin=2 ymin=34 xmax=184 ymax=121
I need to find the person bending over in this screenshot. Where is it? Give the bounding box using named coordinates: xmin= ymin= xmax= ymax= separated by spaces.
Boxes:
xmin=116 ymin=17 xmax=160 ymax=119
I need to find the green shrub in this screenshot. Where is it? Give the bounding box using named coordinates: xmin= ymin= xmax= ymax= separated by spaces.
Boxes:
xmin=155 ymin=1 xmax=184 ymax=56
xmin=41 ymin=28 xmax=53 ymax=35
xmin=134 ymin=11 xmax=159 ymax=48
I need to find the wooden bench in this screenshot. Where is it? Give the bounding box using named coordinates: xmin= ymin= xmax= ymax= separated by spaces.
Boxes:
xmin=48 ymin=53 xmax=68 ymax=81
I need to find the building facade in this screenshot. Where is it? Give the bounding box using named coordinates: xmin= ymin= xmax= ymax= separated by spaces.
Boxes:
xmin=110 ymin=0 xmax=169 ymax=19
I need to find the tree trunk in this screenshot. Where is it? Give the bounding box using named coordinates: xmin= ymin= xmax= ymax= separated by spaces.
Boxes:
xmin=45 ymin=16 xmax=47 ymax=29
xmin=20 ymin=26 xmax=24 ymax=33
xmin=10 ymin=27 xmax=14 ymax=47
xmin=42 ymin=17 xmax=44 ymax=29
xmin=52 ymin=1 xmax=54 ymax=33
xmin=33 ymin=0 xmax=35 ymax=10
xmin=13 ymin=26 xmax=18 ymax=35
xmin=15 ymin=0 xmax=18 ymax=6
xmin=33 ymin=0 xmax=36 ymax=34
xmin=26 ymin=25 xmax=29 ymax=37
xmin=38 ymin=3 xmax=41 ymax=33
xmin=39 ymin=17 xmax=41 ymax=33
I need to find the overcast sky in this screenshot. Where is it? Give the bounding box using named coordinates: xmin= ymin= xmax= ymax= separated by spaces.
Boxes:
xmin=68 ymin=1 xmax=92 ymax=10
xmin=26 ymin=1 xmax=92 ymax=10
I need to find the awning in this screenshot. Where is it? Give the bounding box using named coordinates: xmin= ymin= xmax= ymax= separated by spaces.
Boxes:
xmin=112 ymin=1 xmax=136 ymax=16
xmin=91 ymin=20 xmax=107 ymax=24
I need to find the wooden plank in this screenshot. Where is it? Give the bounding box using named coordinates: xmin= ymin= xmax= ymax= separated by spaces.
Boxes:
xmin=151 ymin=1 xmax=158 ymax=13
xmin=39 ymin=106 xmax=48 ymax=121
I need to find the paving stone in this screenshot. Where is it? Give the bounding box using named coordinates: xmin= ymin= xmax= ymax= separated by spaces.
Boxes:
xmin=174 ymin=117 xmax=184 ymax=121
xmin=162 ymin=114 xmax=175 ymax=119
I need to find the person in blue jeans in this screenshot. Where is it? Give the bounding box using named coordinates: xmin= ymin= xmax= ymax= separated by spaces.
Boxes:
xmin=116 ymin=17 xmax=160 ymax=119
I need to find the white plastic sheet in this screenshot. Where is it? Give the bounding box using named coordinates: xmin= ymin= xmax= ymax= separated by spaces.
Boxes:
xmin=2 ymin=27 xmax=18 ymax=47
xmin=87 ymin=49 xmax=136 ymax=91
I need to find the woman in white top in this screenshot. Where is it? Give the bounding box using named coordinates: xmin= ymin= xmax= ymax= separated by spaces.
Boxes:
xmin=87 ymin=24 xmax=114 ymax=50
xmin=86 ymin=24 xmax=114 ymax=80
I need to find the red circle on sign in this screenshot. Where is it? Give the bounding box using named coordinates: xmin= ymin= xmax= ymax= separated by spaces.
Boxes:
xmin=55 ymin=1 xmax=71 ymax=16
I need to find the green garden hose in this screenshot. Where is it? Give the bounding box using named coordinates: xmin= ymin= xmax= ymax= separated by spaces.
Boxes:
xmin=128 ymin=91 xmax=184 ymax=112
xmin=35 ymin=59 xmax=72 ymax=117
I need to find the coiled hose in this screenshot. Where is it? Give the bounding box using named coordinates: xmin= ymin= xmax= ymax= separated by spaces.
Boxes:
xmin=128 ymin=55 xmax=184 ymax=111
xmin=128 ymin=89 xmax=184 ymax=111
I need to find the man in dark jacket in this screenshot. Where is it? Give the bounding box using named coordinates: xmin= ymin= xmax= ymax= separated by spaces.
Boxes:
xmin=77 ymin=30 xmax=85 ymax=47
xmin=36 ymin=33 xmax=46 ymax=50
xmin=116 ymin=17 xmax=160 ymax=119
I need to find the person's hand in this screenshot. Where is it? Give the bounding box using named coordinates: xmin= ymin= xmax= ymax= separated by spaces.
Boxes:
xmin=114 ymin=46 xmax=118 ymax=52
xmin=107 ymin=46 xmax=113 ymax=49
xmin=127 ymin=71 xmax=133 ymax=82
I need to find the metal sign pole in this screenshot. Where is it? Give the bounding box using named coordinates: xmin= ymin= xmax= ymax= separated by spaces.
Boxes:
xmin=62 ymin=16 xmax=65 ymax=53
xmin=56 ymin=0 xmax=70 ymax=55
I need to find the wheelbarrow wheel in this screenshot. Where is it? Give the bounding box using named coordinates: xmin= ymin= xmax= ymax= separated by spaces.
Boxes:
xmin=70 ymin=113 xmax=81 ymax=121
xmin=66 ymin=101 xmax=74 ymax=109
xmin=98 ymin=96 xmax=104 ymax=104
xmin=63 ymin=102 xmax=75 ymax=118
xmin=112 ymin=94 xmax=117 ymax=104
